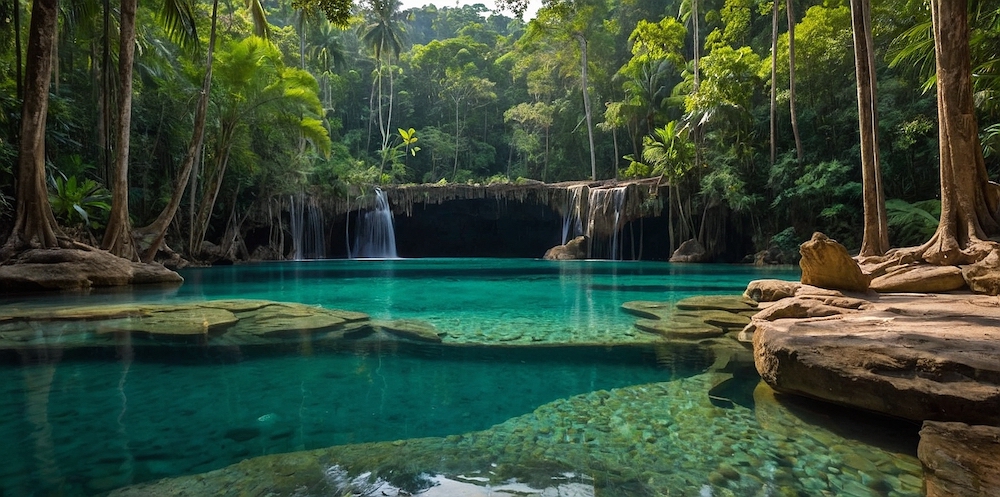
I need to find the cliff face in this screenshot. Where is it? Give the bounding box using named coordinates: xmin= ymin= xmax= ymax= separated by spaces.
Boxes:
xmin=329 ymin=198 xmax=563 ymax=258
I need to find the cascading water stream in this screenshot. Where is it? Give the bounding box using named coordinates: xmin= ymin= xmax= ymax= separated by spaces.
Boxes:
xmin=561 ymin=185 xmax=585 ymax=245
xmin=290 ymin=194 xmax=326 ymax=260
xmin=351 ymin=188 xmax=398 ymax=258
xmin=585 ymin=186 xmax=628 ymax=260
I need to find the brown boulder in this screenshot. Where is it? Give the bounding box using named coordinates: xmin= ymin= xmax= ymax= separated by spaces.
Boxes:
xmin=543 ymin=236 xmax=588 ymax=260
xmin=744 ymin=279 xmax=800 ymax=302
xmin=669 ymin=238 xmax=707 ymax=263
xmin=753 ymin=297 xmax=856 ymax=321
xmin=870 ymin=264 xmax=967 ymax=293
xmin=962 ymin=249 xmax=1000 ymax=295
xmin=798 ymin=232 xmax=871 ymax=292
xmin=0 ymin=248 xmax=182 ymax=291
xmin=753 ymin=294 xmax=1000 ymax=425
xmin=919 ymin=421 xmax=1000 ymax=497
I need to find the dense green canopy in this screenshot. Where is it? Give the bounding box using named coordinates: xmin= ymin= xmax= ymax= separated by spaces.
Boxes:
xmin=0 ymin=0 xmax=997 ymax=259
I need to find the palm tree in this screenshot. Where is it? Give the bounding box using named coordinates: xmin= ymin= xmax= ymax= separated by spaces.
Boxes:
xmin=361 ymin=0 xmax=405 ymax=176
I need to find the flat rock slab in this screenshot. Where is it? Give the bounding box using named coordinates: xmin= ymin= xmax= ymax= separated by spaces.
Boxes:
xmin=675 ymin=295 xmax=757 ymax=312
xmin=634 ymin=318 xmax=725 ymax=339
xmin=870 ymin=265 xmax=966 ymax=293
xmin=374 ymin=319 xmax=444 ymax=343
xmin=919 ymin=421 xmax=1000 ymax=497
xmin=754 ymin=293 xmax=1000 ymax=425
xmin=0 ymin=299 xmax=370 ymax=346
xmin=0 ymin=248 xmax=183 ymax=291
xmin=620 ymin=300 xmax=674 ymax=319
xmin=96 ymin=307 xmax=239 ymax=336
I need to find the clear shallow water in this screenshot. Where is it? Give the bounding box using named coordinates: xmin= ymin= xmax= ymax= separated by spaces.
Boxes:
xmin=0 ymin=259 xmax=923 ymax=496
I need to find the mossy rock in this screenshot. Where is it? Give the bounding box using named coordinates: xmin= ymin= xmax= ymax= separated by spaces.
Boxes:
xmin=634 ymin=318 xmax=725 ymax=339
xmin=621 ymin=301 xmax=674 ymax=320
xmin=230 ymin=304 xmax=349 ymax=337
xmin=95 ymin=307 xmax=239 ymax=336
xmin=374 ymin=319 xmax=444 ymax=343
xmin=678 ymin=310 xmax=752 ymax=329
xmin=675 ymin=295 xmax=757 ymax=312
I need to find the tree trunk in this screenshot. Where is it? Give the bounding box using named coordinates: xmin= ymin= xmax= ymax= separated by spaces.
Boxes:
xmin=14 ymin=0 xmax=22 ymax=100
xmin=916 ymin=0 xmax=1000 ymax=264
xmin=3 ymin=0 xmax=63 ymax=259
xmin=138 ymin=0 xmax=218 ymax=262
xmin=576 ymin=34 xmax=596 ymax=181
xmin=769 ymin=0 xmax=778 ymax=166
xmin=190 ymin=123 xmax=236 ymax=255
xmin=850 ymin=0 xmax=888 ymax=256
xmin=101 ymin=0 xmax=139 ymax=260
xmin=786 ymin=0 xmax=803 ymax=164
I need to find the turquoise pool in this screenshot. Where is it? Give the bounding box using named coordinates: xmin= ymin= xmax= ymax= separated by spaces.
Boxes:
xmin=0 ymin=259 xmax=924 ymax=496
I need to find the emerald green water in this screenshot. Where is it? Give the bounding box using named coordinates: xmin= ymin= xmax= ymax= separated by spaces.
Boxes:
xmin=0 ymin=259 xmax=924 ymax=496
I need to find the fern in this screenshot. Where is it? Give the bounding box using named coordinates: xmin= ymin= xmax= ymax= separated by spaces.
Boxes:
xmin=885 ymin=198 xmax=940 ymax=247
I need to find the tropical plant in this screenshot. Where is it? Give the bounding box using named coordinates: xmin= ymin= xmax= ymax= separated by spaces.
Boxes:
xmin=885 ymin=198 xmax=941 ymax=247
xmin=48 ymin=175 xmax=112 ymax=229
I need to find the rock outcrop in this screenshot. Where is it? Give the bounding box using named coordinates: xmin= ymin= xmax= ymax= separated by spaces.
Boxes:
xmin=543 ymin=235 xmax=588 ymax=260
xmin=669 ymin=238 xmax=707 ymax=263
xmin=752 ymin=293 xmax=1000 ymax=425
xmin=798 ymin=232 xmax=871 ymax=292
xmin=919 ymin=421 xmax=1000 ymax=497
xmin=869 ymin=264 xmax=967 ymax=293
xmin=0 ymin=248 xmax=183 ymax=291
xmin=962 ymin=248 xmax=1000 ymax=295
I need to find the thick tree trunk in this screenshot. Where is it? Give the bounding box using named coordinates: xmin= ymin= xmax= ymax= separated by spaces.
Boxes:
xmin=850 ymin=0 xmax=889 ymax=256
xmin=917 ymin=0 xmax=1000 ymax=264
xmin=3 ymin=0 xmax=63 ymax=259
xmin=101 ymin=0 xmax=139 ymax=260
xmin=137 ymin=0 xmax=219 ymax=262
xmin=786 ymin=0 xmax=803 ymax=164
xmin=576 ymin=34 xmax=596 ymax=181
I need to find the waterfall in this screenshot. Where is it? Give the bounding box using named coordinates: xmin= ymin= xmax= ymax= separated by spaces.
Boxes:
xmin=289 ymin=194 xmax=326 ymax=260
xmin=351 ymin=188 xmax=398 ymax=258
xmin=585 ymin=186 xmax=628 ymax=260
xmin=561 ymin=185 xmax=585 ymax=245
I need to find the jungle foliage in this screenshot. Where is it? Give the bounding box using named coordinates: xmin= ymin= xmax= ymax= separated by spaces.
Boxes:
xmin=0 ymin=0 xmax=998 ymax=258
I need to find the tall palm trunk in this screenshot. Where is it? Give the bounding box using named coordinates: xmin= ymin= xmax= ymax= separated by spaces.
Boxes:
xmin=769 ymin=0 xmax=778 ymax=166
xmin=786 ymin=0 xmax=803 ymax=164
xmin=139 ymin=0 xmax=218 ymax=262
xmin=576 ymin=34 xmax=596 ymax=181
xmin=102 ymin=0 xmax=139 ymax=260
xmin=3 ymin=0 xmax=62 ymax=257
xmin=850 ymin=0 xmax=888 ymax=256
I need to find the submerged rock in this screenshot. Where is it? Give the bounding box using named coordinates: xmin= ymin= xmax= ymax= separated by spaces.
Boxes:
xmin=374 ymin=319 xmax=444 ymax=343
xmin=634 ymin=318 xmax=725 ymax=339
xmin=674 ymin=295 xmax=757 ymax=313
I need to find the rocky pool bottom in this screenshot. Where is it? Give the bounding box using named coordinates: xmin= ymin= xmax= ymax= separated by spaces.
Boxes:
xmin=0 ymin=296 xmax=926 ymax=497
